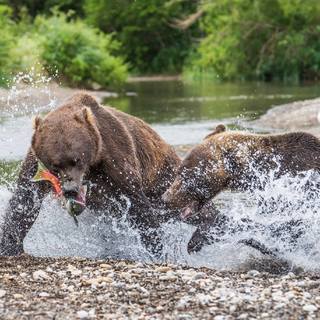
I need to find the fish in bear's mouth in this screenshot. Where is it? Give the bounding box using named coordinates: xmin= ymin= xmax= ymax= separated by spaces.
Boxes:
xmin=32 ymin=160 xmax=87 ymax=225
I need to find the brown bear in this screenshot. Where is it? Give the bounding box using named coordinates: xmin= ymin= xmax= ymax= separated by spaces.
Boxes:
xmin=162 ymin=124 xmax=320 ymax=253
xmin=0 ymin=92 xmax=181 ymax=256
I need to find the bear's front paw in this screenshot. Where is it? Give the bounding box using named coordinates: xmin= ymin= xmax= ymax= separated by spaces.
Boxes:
xmin=187 ymin=227 xmax=214 ymax=254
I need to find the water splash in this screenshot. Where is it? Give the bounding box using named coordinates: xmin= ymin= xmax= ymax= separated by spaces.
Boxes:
xmin=0 ymin=167 xmax=313 ymax=272
xmin=0 ymin=70 xmax=59 ymax=160
xmin=1 ymin=67 xmax=58 ymax=118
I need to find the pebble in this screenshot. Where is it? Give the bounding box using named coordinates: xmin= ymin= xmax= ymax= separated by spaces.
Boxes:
xmin=83 ymin=276 xmax=113 ymax=286
xmin=0 ymin=290 xmax=6 ymax=298
xmin=67 ymin=265 xmax=82 ymax=276
xmin=229 ymin=305 xmax=237 ymax=313
xmin=176 ymin=296 xmax=192 ymax=310
xmin=155 ymin=266 xmax=171 ymax=273
xmin=196 ymin=293 xmax=212 ymax=306
xmin=33 ymin=270 xmax=51 ymax=281
xmin=2 ymin=255 xmax=320 ymax=319
xmin=77 ymin=310 xmax=89 ymax=319
xmin=192 ymin=272 xmax=207 ymax=280
xmin=303 ymin=304 xmax=318 ymax=312
xmin=246 ymin=270 xmax=260 ymax=278
xmin=39 ymin=292 xmax=50 ymax=297
xmin=159 ymin=274 xmax=177 ymax=281
xmin=88 ymin=309 xmax=96 ymax=317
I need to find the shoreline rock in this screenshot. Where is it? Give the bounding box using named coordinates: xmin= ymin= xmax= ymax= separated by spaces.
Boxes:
xmin=252 ymin=97 xmax=320 ymax=137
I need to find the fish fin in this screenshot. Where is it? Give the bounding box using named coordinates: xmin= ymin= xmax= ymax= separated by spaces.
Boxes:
xmin=31 ymin=161 xmax=48 ymax=182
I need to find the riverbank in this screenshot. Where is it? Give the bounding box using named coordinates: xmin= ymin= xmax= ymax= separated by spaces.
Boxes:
xmin=0 ymin=255 xmax=319 ymax=319
xmin=0 ymin=83 xmax=117 ymax=114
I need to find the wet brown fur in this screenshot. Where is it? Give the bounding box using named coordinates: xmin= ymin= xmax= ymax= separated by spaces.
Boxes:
xmin=165 ymin=125 xmax=320 ymax=209
xmin=163 ymin=125 xmax=320 ymax=254
xmin=1 ymin=92 xmax=181 ymax=256
xmin=31 ymin=92 xmax=180 ymax=197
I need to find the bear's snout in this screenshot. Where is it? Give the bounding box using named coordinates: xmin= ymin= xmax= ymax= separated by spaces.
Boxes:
xmin=62 ymin=181 xmax=80 ymax=199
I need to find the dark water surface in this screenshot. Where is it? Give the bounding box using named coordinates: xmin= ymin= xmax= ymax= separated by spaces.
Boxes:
xmin=103 ymin=80 xmax=320 ymax=146
xmin=106 ymin=80 xmax=320 ymax=124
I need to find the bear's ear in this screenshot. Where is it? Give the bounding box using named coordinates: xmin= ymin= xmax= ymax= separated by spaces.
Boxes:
xmin=32 ymin=116 xmax=43 ymax=131
xmin=204 ymin=124 xmax=226 ymax=140
xmin=82 ymin=107 xmax=96 ymax=127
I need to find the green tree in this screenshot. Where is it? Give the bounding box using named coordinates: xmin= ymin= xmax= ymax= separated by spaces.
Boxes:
xmin=85 ymin=0 xmax=198 ymax=74
xmin=0 ymin=0 xmax=84 ymax=19
xmin=187 ymin=0 xmax=320 ymax=82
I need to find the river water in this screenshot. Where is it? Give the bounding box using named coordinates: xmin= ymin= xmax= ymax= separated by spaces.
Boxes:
xmin=1 ymin=79 xmax=320 ymax=271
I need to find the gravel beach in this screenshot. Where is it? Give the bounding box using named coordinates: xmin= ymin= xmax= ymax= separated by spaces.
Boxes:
xmin=0 ymin=255 xmax=319 ymax=320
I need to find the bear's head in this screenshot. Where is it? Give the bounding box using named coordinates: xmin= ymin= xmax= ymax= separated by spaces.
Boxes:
xmin=162 ymin=124 xmax=228 ymax=220
xmin=31 ymin=105 xmax=102 ymax=214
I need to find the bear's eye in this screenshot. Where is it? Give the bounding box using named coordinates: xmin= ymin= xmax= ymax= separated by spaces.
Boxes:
xmin=70 ymin=158 xmax=81 ymax=167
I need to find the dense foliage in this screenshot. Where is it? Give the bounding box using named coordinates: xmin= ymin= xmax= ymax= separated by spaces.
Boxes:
xmin=37 ymin=14 xmax=127 ymax=87
xmin=187 ymin=0 xmax=320 ymax=82
xmin=0 ymin=4 xmax=127 ymax=88
xmin=0 ymin=6 xmax=15 ymax=85
xmin=1 ymin=0 xmax=320 ymax=84
xmin=1 ymin=0 xmax=84 ymax=19
xmin=84 ymin=0 xmax=198 ymax=74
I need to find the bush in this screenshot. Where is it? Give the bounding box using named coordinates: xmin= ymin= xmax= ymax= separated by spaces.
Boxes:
xmin=35 ymin=14 xmax=128 ymax=88
xmin=1 ymin=0 xmax=84 ymax=19
xmin=0 ymin=5 xmax=16 ymax=85
xmin=10 ymin=34 xmax=43 ymax=75
xmin=186 ymin=0 xmax=320 ymax=82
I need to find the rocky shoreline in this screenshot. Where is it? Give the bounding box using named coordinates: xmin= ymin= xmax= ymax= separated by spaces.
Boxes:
xmin=0 ymin=255 xmax=319 ymax=319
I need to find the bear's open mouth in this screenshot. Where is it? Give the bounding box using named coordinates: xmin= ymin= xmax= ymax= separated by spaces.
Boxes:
xmin=180 ymin=200 xmax=208 ymax=220
xmin=180 ymin=200 xmax=203 ymax=220
xmin=64 ymin=184 xmax=87 ymax=216
xmin=32 ymin=160 xmax=88 ymax=221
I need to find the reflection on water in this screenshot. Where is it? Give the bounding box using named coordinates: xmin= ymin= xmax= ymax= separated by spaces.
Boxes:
xmin=105 ymin=80 xmax=320 ymax=124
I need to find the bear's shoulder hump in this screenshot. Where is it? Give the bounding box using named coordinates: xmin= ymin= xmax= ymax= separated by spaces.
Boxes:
xmin=67 ymin=92 xmax=100 ymax=111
